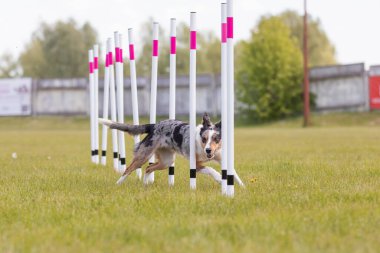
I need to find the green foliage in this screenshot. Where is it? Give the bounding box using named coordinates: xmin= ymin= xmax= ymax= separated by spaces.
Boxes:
xmin=135 ymin=18 xmax=170 ymax=76
xmin=0 ymin=53 xmax=21 ymax=78
xmin=279 ymin=10 xmax=337 ymax=67
xmin=237 ymin=17 xmax=304 ymax=122
xmin=198 ymin=31 xmax=221 ymax=74
xmin=175 ymin=22 xmax=191 ymax=75
xmin=19 ymin=19 xmax=97 ymax=78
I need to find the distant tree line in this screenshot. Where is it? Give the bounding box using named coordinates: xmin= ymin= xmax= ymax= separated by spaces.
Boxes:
xmin=0 ymin=11 xmax=336 ymax=122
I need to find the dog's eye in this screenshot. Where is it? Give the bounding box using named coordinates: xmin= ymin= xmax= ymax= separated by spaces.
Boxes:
xmin=202 ymin=137 xmax=207 ymax=143
xmin=213 ymin=136 xmax=220 ymax=143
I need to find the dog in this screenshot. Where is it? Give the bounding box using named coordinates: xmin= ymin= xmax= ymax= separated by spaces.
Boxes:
xmin=99 ymin=113 xmax=244 ymax=187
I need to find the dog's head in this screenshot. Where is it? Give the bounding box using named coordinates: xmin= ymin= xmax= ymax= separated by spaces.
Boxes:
xmin=199 ymin=113 xmax=222 ymax=159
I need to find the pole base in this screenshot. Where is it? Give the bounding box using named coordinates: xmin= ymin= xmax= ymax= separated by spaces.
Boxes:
xmin=190 ymin=178 xmax=196 ymax=190
xmin=113 ymin=159 xmax=119 ymax=173
xmin=168 ymin=175 xmax=175 ymax=186
xmin=94 ymin=155 xmax=99 ymax=165
xmin=226 ymin=185 xmax=234 ymax=197
xmin=100 ymin=156 xmax=106 ymax=166
xmin=221 ymin=180 xmax=227 ymax=195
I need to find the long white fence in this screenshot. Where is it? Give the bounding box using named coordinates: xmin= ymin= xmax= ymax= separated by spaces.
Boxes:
xmin=0 ymin=63 xmax=375 ymax=116
xmin=25 ymin=74 xmax=221 ymax=116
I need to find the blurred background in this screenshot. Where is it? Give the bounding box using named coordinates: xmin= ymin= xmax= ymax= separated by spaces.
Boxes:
xmin=0 ymin=0 xmax=379 ymax=124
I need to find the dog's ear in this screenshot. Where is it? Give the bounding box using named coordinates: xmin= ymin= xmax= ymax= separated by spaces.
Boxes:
xmin=202 ymin=113 xmax=212 ymax=128
xmin=215 ymin=121 xmax=221 ymax=131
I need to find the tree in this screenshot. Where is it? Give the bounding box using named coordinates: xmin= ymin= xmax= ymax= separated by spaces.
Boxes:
xmin=279 ymin=10 xmax=336 ymax=67
xmin=136 ymin=18 xmax=170 ymax=77
xmin=198 ymin=31 xmax=221 ymax=74
xmin=0 ymin=53 xmax=21 ymax=77
xmin=19 ymin=19 xmax=97 ymax=78
xmin=236 ymin=16 xmax=304 ymax=122
xmin=170 ymin=23 xmax=221 ymax=76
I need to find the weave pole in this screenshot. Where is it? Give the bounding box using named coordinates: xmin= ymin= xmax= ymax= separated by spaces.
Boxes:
xmin=226 ymin=0 xmax=235 ymax=197
xmin=168 ymin=18 xmax=176 ymax=186
xmin=88 ymin=49 xmax=96 ymax=163
xmin=93 ymin=45 xmax=100 ymax=164
xmin=100 ymin=43 xmax=111 ymax=166
xmin=189 ymin=12 xmax=197 ymax=190
xmin=128 ymin=28 xmax=142 ymax=180
xmin=221 ymin=3 xmax=228 ymax=195
xmin=146 ymin=22 xmax=159 ymax=184
xmin=119 ymin=33 xmax=126 ymax=172
xmin=108 ymin=38 xmax=119 ymax=171
xmin=114 ymin=32 xmax=126 ymax=173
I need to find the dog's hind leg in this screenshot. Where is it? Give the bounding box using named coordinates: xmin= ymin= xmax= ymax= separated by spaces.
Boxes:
xmin=143 ymin=148 xmax=174 ymax=185
xmin=116 ymin=144 xmax=156 ymax=185
xmin=116 ymin=159 xmax=144 ymax=185
xmin=143 ymin=161 xmax=166 ymax=185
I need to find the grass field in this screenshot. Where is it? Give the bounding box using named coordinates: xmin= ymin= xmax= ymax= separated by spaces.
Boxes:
xmin=0 ymin=113 xmax=379 ymax=253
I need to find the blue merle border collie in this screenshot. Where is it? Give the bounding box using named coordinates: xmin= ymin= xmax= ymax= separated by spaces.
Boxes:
xmin=99 ymin=113 xmax=244 ymax=187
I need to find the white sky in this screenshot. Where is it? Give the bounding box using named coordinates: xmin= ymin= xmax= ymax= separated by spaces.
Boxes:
xmin=1 ymin=0 xmax=379 ymax=67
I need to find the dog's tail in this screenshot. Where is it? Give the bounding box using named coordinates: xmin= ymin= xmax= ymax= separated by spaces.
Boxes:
xmin=98 ymin=118 xmax=154 ymax=135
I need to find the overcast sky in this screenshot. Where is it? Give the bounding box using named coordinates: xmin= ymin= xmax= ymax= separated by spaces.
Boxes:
xmin=1 ymin=0 xmax=379 ymax=67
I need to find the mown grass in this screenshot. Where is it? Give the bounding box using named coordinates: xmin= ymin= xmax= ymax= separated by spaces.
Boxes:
xmin=0 ymin=113 xmax=379 ymax=253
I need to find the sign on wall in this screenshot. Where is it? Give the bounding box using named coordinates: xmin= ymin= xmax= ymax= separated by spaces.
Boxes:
xmin=0 ymin=78 xmax=32 ymax=116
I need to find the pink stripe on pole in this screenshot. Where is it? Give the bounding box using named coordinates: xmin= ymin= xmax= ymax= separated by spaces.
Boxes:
xmin=152 ymin=40 xmax=159 ymax=57
xmin=120 ymin=49 xmax=123 ymax=63
xmin=94 ymin=57 xmax=98 ymax=69
xmin=89 ymin=62 xmax=94 ymax=73
xmin=105 ymin=55 xmax=109 ymax=67
xmin=222 ymin=23 xmax=227 ymax=43
xmin=115 ymin=48 xmax=120 ymax=62
xmin=129 ymin=44 xmax=135 ymax=60
xmin=227 ymin=17 xmax=233 ymax=39
xmin=170 ymin=36 xmax=176 ymax=54
xmin=190 ymin=31 xmax=197 ymax=50
xmin=108 ymin=52 xmax=113 ymax=65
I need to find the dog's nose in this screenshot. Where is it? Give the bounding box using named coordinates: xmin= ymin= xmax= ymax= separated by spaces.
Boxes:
xmin=205 ymin=148 xmax=211 ymax=154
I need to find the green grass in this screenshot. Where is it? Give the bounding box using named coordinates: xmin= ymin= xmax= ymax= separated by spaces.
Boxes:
xmin=0 ymin=113 xmax=379 ymax=253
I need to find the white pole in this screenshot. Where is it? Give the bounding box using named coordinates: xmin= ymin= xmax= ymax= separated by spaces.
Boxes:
xmin=120 ymin=33 xmax=126 ymax=173
xmin=221 ymin=3 xmax=228 ymax=195
xmin=189 ymin=12 xmax=197 ymax=190
xmin=108 ymin=38 xmax=119 ymax=172
xmin=88 ymin=49 xmax=95 ymax=163
xmin=93 ymin=45 xmax=100 ymax=164
xmin=226 ymin=0 xmax=235 ymax=197
xmin=128 ymin=28 xmax=142 ymax=180
xmin=100 ymin=43 xmax=111 ymax=166
xmin=114 ymin=31 xmax=126 ymax=174
xmin=168 ymin=18 xmax=176 ymax=186
xmin=146 ymin=22 xmax=159 ymax=184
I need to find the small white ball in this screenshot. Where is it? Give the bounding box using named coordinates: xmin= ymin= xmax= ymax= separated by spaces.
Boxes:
xmin=12 ymin=152 xmax=17 ymax=159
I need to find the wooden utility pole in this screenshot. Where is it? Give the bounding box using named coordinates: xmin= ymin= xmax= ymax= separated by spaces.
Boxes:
xmin=303 ymin=0 xmax=310 ymax=127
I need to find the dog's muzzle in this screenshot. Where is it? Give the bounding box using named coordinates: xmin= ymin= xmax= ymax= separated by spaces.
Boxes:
xmin=205 ymin=148 xmax=213 ymax=158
